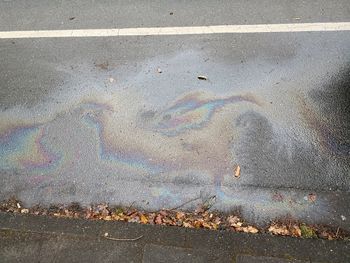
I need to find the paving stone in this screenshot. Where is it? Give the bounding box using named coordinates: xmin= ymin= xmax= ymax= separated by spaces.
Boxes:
xmin=0 ymin=229 xmax=143 ymax=263
xmin=142 ymin=244 xmax=222 ymax=263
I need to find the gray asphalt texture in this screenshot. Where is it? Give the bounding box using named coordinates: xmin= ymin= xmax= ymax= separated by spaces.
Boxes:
xmin=0 ymin=1 xmax=349 ymax=229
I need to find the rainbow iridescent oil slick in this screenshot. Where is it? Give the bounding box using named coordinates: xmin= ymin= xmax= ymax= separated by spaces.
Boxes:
xmin=0 ymin=124 xmax=60 ymax=172
xmin=0 ymin=89 xmax=347 ymax=225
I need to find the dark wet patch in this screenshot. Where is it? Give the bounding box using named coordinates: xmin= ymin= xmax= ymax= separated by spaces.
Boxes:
xmin=232 ymin=111 xmax=347 ymax=191
xmin=162 ymin=114 xmax=172 ymax=121
xmin=140 ymin=110 xmax=156 ymax=120
xmin=308 ymin=66 xmax=350 ymax=159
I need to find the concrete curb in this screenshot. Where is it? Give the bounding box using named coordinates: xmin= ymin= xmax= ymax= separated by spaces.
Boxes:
xmin=0 ymin=212 xmax=349 ymax=262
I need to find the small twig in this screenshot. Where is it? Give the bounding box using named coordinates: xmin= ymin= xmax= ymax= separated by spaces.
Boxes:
xmin=336 ymin=227 xmax=340 ymax=238
xmin=126 ymin=201 xmax=136 ymax=212
xmin=148 ymin=196 xmax=201 ymax=213
xmin=200 ymin=195 xmax=217 ymax=212
xmin=169 ymin=197 xmax=201 ymax=211
xmin=104 ymin=235 xmax=143 ymax=241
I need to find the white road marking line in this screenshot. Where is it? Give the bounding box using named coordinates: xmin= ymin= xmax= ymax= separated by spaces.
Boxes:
xmin=0 ymin=22 xmax=350 ymax=39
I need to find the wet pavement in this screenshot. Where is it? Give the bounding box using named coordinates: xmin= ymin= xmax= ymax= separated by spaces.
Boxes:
xmin=0 ymin=1 xmax=349 ymax=230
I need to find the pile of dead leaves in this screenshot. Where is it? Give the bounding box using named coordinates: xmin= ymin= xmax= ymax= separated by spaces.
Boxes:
xmin=0 ymin=198 xmax=347 ymax=240
xmin=267 ymin=222 xmax=346 ymax=240
xmin=82 ymin=203 xmax=258 ymax=233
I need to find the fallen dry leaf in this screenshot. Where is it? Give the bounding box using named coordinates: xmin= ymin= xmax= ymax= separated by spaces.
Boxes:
xmin=242 ymin=226 xmax=259 ymax=234
xmin=291 ymin=225 xmax=302 ymax=237
xmin=140 ymin=214 xmax=148 ymax=224
xmin=202 ymin=222 xmax=211 ymax=229
xmin=268 ymin=224 xmax=290 ymax=236
xmin=176 ymin=212 xmax=185 ymax=220
xmin=155 ymin=214 xmax=163 ymax=225
xmin=234 ymin=222 xmax=243 ymax=228
xmin=20 ymin=208 xmax=29 ymax=214
xmin=211 ymin=223 xmax=219 ymax=230
xmin=194 ymin=221 xmax=202 ymax=228
xmin=159 ymin=210 xmax=168 ymax=216
xmin=227 ymin=215 xmax=240 ymax=225
xmin=195 ymin=205 xmax=205 ymax=214
xmin=234 ymin=165 xmax=241 ymax=178
xmin=183 ymin=222 xmax=194 ymax=228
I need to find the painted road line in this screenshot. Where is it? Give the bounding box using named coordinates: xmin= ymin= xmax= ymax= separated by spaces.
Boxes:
xmin=0 ymin=22 xmax=350 ymax=39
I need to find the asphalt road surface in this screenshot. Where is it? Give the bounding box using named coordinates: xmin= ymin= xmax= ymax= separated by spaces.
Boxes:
xmin=0 ymin=0 xmax=349 ymax=229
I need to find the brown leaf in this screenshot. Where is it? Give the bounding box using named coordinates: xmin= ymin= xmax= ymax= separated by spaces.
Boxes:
xmin=291 ymin=225 xmax=302 ymax=237
xmin=159 ymin=210 xmax=168 ymax=216
xmin=202 ymin=222 xmax=211 ymax=229
xmin=319 ymin=231 xmax=334 ymax=240
xmin=233 ymin=222 xmax=243 ymax=228
xmin=155 ymin=214 xmax=163 ymax=225
xmin=21 ymin=208 xmax=29 ymax=214
xmin=195 ymin=205 xmax=205 ymax=214
xmin=183 ymin=221 xmax=194 ymax=228
xmin=211 ymin=223 xmax=219 ymax=230
xmin=147 ymin=213 xmax=156 ymax=224
xmin=234 ymin=165 xmax=241 ymax=178
xmin=97 ymin=204 xmax=110 ymax=216
xmin=194 ymin=221 xmax=202 ymax=228
xmin=163 ymin=217 xmax=175 ymax=225
xmin=227 ymin=215 xmax=240 ymax=226
xmin=140 ymin=214 xmax=148 ymax=224
xmin=176 ymin=211 xmax=185 ymax=220
xmin=128 ymin=211 xmax=138 ymax=217
xmin=268 ymin=224 xmax=290 ymax=236
xmin=245 ymin=226 xmax=259 ymax=234
xmin=112 ymin=214 xmax=121 ymax=220
xmin=214 ymin=216 xmax=221 ymax=225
